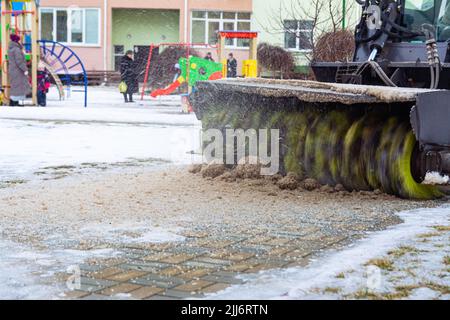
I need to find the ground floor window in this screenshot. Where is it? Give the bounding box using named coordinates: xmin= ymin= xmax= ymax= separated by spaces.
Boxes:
xmin=191 ymin=11 xmax=251 ymax=48
xmin=284 ymin=20 xmax=314 ymax=52
xmin=114 ymin=45 xmax=124 ymax=71
xmin=40 ymin=7 xmax=100 ymax=46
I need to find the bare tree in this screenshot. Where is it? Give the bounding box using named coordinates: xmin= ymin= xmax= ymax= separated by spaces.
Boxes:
xmin=260 ymin=0 xmax=357 ymax=62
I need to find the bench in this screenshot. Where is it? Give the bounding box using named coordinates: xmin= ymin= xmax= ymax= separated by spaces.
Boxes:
xmin=87 ymin=70 xmax=121 ymax=86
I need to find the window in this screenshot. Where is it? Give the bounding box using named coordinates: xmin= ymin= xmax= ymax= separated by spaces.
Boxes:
xmin=56 ymin=10 xmax=68 ymax=42
xmin=191 ymin=11 xmax=252 ymax=48
xmin=39 ymin=8 xmax=100 ymax=46
xmin=41 ymin=9 xmax=54 ymax=40
xmin=284 ymin=20 xmax=313 ymax=51
xmin=114 ymin=45 xmax=124 ymax=71
xmin=71 ymin=9 xmax=83 ymax=43
xmin=85 ymin=9 xmax=100 ymax=44
xmin=192 ymin=20 xmax=206 ymax=43
xmin=208 ymin=21 xmax=220 ymax=45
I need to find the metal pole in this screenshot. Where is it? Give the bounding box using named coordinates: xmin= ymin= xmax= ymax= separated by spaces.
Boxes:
xmin=2 ymin=0 xmax=11 ymax=104
xmin=31 ymin=1 xmax=39 ymax=106
xmin=342 ymin=0 xmax=346 ymax=30
xmin=140 ymin=44 xmax=155 ymax=100
xmin=103 ymin=0 xmax=108 ymax=71
xmin=184 ymin=0 xmax=188 ymax=42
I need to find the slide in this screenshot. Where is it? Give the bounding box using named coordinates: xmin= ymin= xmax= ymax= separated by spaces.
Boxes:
xmin=150 ymin=77 xmax=184 ymax=98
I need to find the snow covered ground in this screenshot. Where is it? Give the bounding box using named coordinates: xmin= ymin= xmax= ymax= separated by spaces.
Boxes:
xmin=0 ymin=240 xmax=119 ymax=300
xmin=0 ymin=86 xmax=200 ymax=299
xmin=0 ymin=86 xmax=198 ymax=126
xmin=209 ymin=206 xmax=450 ymax=300
xmin=0 ymin=86 xmax=448 ymax=300
xmin=0 ymin=86 xmax=201 ymax=184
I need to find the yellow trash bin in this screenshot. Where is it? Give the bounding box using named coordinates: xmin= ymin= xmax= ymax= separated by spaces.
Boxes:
xmin=221 ymin=59 xmax=228 ymax=78
xmin=243 ymin=59 xmax=258 ymax=78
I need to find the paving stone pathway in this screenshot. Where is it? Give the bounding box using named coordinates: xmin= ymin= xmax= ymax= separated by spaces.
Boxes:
xmin=61 ymin=226 xmax=351 ymax=300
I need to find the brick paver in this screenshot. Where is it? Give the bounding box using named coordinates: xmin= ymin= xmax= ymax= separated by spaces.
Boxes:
xmin=105 ymin=270 xmax=148 ymax=282
xmin=129 ymin=286 xmax=164 ymax=299
xmin=61 ymin=222 xmax=353 ymax=300
xmin=174 ymin=280 xmax=214 ymax=292
xmin=100 ymin=283 xmax=141 ymax=296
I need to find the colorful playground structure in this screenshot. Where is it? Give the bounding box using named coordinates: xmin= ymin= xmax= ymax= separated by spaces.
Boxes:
xmin=1 ymin=0 xmax=88 ymax=107
xmin=217 ymin=31 xmax=258 ymax=78
xmin=149 ymin=56 xmax=223 ymax=98
xmin=141 ymin=31 xmax=258 ymax=109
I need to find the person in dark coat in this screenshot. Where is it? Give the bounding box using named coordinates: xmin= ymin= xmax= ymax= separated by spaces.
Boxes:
xmin=120 ymin=50 xmax=139 ymax=103
xmin=8 ymin=34 xmax=31 ymax=106
xmin=204 ymin=52 xmax=214 ymax=62
xmin=227 ymin=53 xmax=237 ymax=78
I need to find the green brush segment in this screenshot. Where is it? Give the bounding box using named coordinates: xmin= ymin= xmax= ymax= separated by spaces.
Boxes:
xmin=201 ymin=105 xmax=442 ymax=200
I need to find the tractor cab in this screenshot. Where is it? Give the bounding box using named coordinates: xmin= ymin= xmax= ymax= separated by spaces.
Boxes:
xmin=403 ymin=0 xmax=450 ymax=41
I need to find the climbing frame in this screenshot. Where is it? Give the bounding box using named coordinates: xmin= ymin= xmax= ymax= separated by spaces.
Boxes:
xmin=1 ymin=0 xmax=39 ymax=105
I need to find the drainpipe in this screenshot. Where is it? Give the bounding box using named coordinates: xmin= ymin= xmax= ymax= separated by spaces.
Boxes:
xmin=184 ymin=0 xmax=188 ymax=42
xmin=104 ymin=0 xmax=108 ymax=70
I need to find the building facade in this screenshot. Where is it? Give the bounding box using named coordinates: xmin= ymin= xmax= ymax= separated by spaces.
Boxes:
xmin=38 ymin=0 xmax=359 ymax=73
xmin=39 ymin=0 xmax=253 ymax=72
xmin=252 ymin=0 xmax=361 ymax=67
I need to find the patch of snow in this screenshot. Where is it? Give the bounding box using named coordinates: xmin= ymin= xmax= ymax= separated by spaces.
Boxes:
xmin=0 ymin=86 xmax=203 ymax=183
xmin=79 ymin=223 xmax=185 ymax=244
xmin=408 ymin=288 xmax=440 ymax=300
xmin=0 ymin=240 xmax=119 ymax=299
xmin=0 ymin=87 xmax=198 ymax=126
xmin=423 ymin=172 xmax=450 ymax=185
xmin=0 ymin=120 xmax=200 ymax=180
xmin=112 ymin=293 xmax=133 ymax=300
xmin=133 ymin=229 xmax=185 ymax=243
xmin=207 ymin=205 xmax=450 ymax=300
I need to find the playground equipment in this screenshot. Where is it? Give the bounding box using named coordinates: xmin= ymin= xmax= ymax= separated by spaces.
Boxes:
xmin=141 ymin=32 xmax=259 ymax=100
xmin=217 ymin=31 xmax=258 ymax=78
xmin=150 ymin=56 xmax=223 ymax=98
xmin=148 ymin=55 xmax=223 ymax=113
xmin=39 ymin=40 xmax=88 ymax=107
xmin=0 ymin=1 xmax=88 ymax=107
xmin=1 ymin=0 xmax=39 ymax=105
xmin=140 ymin=43 xmax=219 ymax=100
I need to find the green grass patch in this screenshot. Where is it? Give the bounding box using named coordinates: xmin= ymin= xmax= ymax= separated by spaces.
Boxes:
xmin=323 ymin=287 xmax=341 ymax=294
xmin=432 ymin=225 xmax=450 ymax=232
xmin=365 ymin=258 xmax=395 ymax=271
xmin=443 ymin=256 xmax=450 ymax=266
xmin=352 ymin=289 xmax=381 ymax=300
xmin=417 ymin=232 xmax=440 ymax=239
xmin=387 ymin=246 xmax=419 ymax=258
xmin=424 ymin=282 xmax=450 ymax=295
xmin=0 ymin=179 xmax=28 ymax=188
xmin=42 ymin=165 xmax=76 ymax=170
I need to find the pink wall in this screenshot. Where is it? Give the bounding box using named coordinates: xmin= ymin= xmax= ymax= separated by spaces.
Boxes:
xmin=40 ymin=0 xmax=253 ymax=71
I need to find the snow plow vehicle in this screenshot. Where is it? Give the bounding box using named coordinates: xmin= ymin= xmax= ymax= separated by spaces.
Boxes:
xmin=190 ymin=0 xmax=450 ymax=200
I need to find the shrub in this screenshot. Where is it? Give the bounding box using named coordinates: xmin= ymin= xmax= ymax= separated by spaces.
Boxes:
xmin=313 ymin=30 xmax=355 ymax=62
xmin=257 ymin=43 xmax=295 ymax=78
